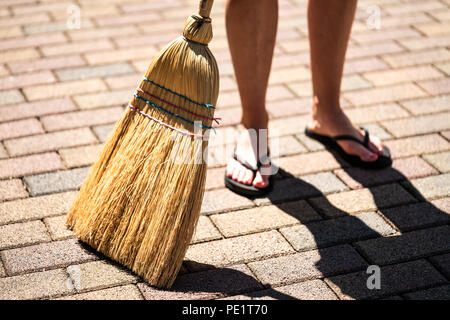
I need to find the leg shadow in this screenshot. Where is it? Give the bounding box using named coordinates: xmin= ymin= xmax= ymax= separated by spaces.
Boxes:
xmin=138 ymin=150 xmax=449 ymax=300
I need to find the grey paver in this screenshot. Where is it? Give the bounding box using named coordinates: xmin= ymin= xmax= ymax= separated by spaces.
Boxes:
xmin=185 ymin=230 xmax=294 ymax=269
xmin=0 ymin=220 xmax=51 ymax=249
xmin=423 ymin=151 xmax=450 ymax=173
xmin=403 ymin=285 xmax=450 ymax=300
xmin=280 ymin=211 xmax=396 ymax=251
xmin=210 ymin=201 xmax=320 ymax=237
xmin=429 ymin=253 xmax=450 ymax=279
xmin=24 ymin=167 xmax=90 ymax=196
xmin=138 ymin=264 xmax=263 ymax=300
xmin=380 ymin=200 xmax=450 ymax=232
xmin=1 ymin=238 xmax=98 ymax=275
xmin=325 ymin=260 xmax=446 ymax=300
xmin=92 ymin=124 xmax=114 ymax=142
xmin=67 ymin=260 xmax=138 ymax=292
xmin=355 ymin=225 xmax=450 ymax=265
xmin=201 ymin=188 xmax=254 ymax=215
xmin=404 ymin=173 xmax=450 ymax=200
xmin=56 ymin=284 xmax=143 ymax=300
xmin=309 ymin=183 xmax=417 ymax=218
xmin=248 ymin=244 xmax=367 ymax=286
xmin=191 ymin=215 xmax=222 ymax=243
xmin=0 ymin=268 xmax=72 ymax=300
xmin=222 ymin=279 xmax=338 ymax=300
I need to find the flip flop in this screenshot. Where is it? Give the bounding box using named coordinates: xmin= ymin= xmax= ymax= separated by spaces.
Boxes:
xmin=304 ymin=126 xmax=392 ymax=169
xmin=224 ymin=152 xmax=273 ymax=197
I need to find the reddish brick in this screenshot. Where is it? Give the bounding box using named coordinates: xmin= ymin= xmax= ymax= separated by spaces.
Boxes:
xmin=399 ymin=34 xmax=450 ymax=51
xmin=387 ymin=134 xmax=450 ymax=158
xmin=105 ymin=74 xmax=141 ymax=90
xmin=0 ymin=71 xmax=55 ymax=90
xmin=0 ymin=26 xmax=22 ymax=39
xmin=346 ymin=41 xmax=404 ymax=60
xmin=4 ymin=128 xmax=98 ymax=157
xmin=0 ymin=32 xmax=66 ymax=51
xmin=95 ymin=11 xmax=159 ymax=27
xmin=0 ymin=12 xmax=49 ymax=28
xmin=185 ymin=230 xmax=294 ymax=268
xmin=0 ymin=179 xmax=28 ymax=202
xmin=345 ymin=103 xmax=409 ymax=123
xmin=382 ymin=48 xmax=450 ymax=68
xmin=417 ymin=78 xmax=450 ymax=95
xmin=0 ymin=152 xmax=64 ymax=179
xmin=0 ymin=118 xmax=43 ymax=141
xmin=384 ymin=1 xmax=446 ymax=15
xmin=0 ymin=48 xmax=40 ymax=64
xmin=382 ymin=113 xmax=450 ymax=138
xmin=269 ymin=66 xmax=310 ymax=84
xmin=344 ymin=83 xmax=427 ymax=106
xmin=59 ymin=144 xmax=103 ymax=168
xmin=344 ymin=57 xmax=390 ymax=74
xmin=1 ymin=238 xmax=98 ymax=275
xmin=8 ymin=55 xmax=85 ymax=74
xmin=277 ymin=151 xmax=342 ymax=176
xmin=84 ymin=46 xmax=157 ymax=65
xmin=67 ymin=26 xmax=139 ymax=41
xmin=334 ymin=157 xmax=439 ymax=189
xmin=363 ymin=66 xmax=444 ymax=86
xmin=352 ymin=27 xmax=421 ymax=44
xmin=23 ymin=79 xmax=107 ymax=101
xmin=268 ymin=97 xmax=312 ymax=118
xmin=0 ymin=98 xmax=76 ymax=123
xmin=0 ymin=220 xmax=50 ymax=250
xmin=41 ymin=39 xmax=114 ymax=57
xmin=40 ymin=107 xmax=124 ymax=131
xmin=415 ymin=22 xmax=450 ymax=37
xmin=400 ymin=95 xmax=450 ymax=115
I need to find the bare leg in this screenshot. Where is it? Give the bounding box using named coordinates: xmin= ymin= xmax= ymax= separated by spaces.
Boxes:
xmin=225 ymin=0 xmax=278 ymax=188
xmin=308 ymin=0 xmax=383 ymax=161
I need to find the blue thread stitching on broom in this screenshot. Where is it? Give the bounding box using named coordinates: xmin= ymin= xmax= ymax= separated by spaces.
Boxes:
xmin=128 ymin=103 xmax=206 ymax=139
xmin=143 ymin=77 xmax=215 ymax=109
xmin=134 ymin=94 xmax=216 ymax=133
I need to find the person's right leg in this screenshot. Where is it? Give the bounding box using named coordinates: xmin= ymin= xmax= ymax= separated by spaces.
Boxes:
xmin=225 ymin=0 xmax=278 ymax=188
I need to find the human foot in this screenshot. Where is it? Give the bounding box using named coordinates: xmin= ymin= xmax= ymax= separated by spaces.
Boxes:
xmin=226 ymin=126 xmax=271 ymax=189
xmin=308 ymin=109 xmax=383 ymax=162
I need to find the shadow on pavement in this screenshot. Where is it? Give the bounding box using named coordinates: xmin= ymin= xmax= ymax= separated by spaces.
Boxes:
xmin=157 ymin=147 xmax=448 ymax=300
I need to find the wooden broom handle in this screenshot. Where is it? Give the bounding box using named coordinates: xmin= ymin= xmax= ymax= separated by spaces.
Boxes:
xmin=198 ymin=0 xmax=214 ymax=18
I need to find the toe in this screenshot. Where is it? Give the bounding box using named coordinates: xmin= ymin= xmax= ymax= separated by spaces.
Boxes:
xmin=369 ymin=134 xmax=383 ymax=154
xmin=339 ymin=141 xmax=378 ymax=162
xmin=253 ymin=170 xmax=269 ymax=188
xmin=243 ymin=169 xmax=254 ymax=185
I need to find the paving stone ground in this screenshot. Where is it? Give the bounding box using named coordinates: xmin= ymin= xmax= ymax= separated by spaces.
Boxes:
xmin=0 ymin=0 xmax=449 ymax=300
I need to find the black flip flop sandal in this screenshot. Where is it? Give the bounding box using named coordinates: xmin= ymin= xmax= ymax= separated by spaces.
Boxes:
xmin=305 ymin=126 xmax=392 ymax=169
xmin=224 ymin=153 xmax=273 ymax=197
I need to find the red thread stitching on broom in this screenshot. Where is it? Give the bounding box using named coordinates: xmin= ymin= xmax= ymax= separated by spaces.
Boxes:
xmin=128 ymin=103 xmax=206 ymax=139
xmin=136 ymin=87 xmax=221 ymax=125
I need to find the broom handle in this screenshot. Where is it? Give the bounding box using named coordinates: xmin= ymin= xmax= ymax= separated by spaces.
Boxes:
xmin=198 ymin=0 xmax=214 ymax=18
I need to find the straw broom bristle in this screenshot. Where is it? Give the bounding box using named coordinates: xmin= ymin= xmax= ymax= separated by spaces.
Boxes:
xmin=66 ymin=11 xmax=219 ymax=288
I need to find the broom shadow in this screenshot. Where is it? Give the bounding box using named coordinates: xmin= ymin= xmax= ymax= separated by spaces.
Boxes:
xmin=75 ymin=149 xmax=447 ymax=300
xmin=168 ymin=148 xmax=448 ymax=300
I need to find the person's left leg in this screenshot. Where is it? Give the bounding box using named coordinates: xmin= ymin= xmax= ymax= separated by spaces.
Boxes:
xmin=307 ymin=0 xmax=383 ymax=162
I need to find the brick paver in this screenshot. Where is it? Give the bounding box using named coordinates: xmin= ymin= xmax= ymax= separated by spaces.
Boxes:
xmin=0 ymin=0 xmax=449 ymax=300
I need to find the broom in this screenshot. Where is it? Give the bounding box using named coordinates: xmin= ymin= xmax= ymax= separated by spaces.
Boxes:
xmin=66 ymin=0 xmax=219 ymax=288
